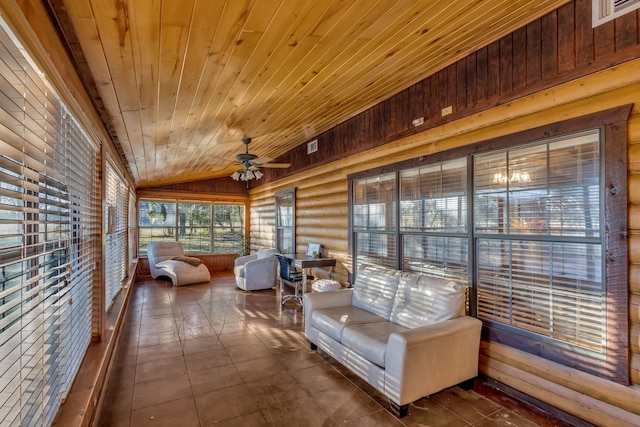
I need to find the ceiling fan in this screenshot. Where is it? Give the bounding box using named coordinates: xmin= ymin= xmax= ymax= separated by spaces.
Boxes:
xmin=231 ymin=137 xmax=290 ymax=182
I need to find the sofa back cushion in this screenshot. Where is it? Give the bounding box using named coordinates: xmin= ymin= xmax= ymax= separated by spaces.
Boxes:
xmin=390 ymin=273 xmax=466 ymax=329
xmin=352 ymin=264 xmax=401 ymax=320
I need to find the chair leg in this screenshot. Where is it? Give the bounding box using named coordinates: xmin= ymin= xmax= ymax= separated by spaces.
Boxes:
xmin=389 ymin=401 xmax=409 ymax=418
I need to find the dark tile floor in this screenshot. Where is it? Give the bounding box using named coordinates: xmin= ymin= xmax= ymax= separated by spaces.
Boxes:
xmin=97 ymin=272 xmax=572 ymax=427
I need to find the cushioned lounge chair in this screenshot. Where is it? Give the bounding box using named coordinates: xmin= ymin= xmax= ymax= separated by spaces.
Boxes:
xmin=147 ymin=241 xmax=211 ymax=286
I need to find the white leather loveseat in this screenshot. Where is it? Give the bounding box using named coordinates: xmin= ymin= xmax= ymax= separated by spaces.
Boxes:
xmin=303 ymin=263 xmax=482 ymax=418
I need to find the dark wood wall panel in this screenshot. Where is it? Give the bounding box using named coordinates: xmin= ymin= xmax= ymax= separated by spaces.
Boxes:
xmin=541 ymin=11 xmax=559 ymax=79
xmin=617 ymin=12 xmax=639 ymax=50
xmin=557 ymin=3 xmax=576 ymax=73
xmin=526 ymin=20 xmax=542 ymax=84
xmin=140 ymin=176 xmax=249 ymax=195
xmin=257 ymin=1 xmax=640 ymax=187
xmin=512 ymin=27 xmax=527 ymax=90
xmin=594 ymin=20 xmax=615 ymax=59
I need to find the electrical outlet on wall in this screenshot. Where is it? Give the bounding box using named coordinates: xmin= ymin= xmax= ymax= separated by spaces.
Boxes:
xmin=442 ymin=106 xmax=453 ymax=116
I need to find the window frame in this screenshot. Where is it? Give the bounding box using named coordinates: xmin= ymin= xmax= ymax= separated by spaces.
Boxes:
xmin=347 ymin=105 xmax=631 ymax=384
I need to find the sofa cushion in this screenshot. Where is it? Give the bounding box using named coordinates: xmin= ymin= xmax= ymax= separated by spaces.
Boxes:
xmin=342 ymin=322 xmax=409 ymax=368
xmin=390 ymin=273 xmax=466 ymax=329
xmin=310 ymin=306 xmax=387 ymax=342
xmin=352 ymin=264 xmax=401 ymax=320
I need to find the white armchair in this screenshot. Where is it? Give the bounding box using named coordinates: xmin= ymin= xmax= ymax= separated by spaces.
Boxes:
xmin=234 ymin=247 xmax=278 ymax=291
xmin=147 ymin=241 xmax=211 ymax=286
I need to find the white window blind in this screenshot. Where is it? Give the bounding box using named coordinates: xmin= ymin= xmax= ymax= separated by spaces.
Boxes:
xmin=105 ymin=162 xmax=128 ymax=307
xmin=352 ymin=174 xmax=397 ymax=269
xmin=0 ymin=16 xmax=98 ymax=426
xmin=400 ymin=159 xmax=468 ymax=281
xmin=128 ymin=189 xmax=136 ymax=268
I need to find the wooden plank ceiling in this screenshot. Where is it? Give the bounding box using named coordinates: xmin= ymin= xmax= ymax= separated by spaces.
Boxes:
xmin=50 ymin=0 xmax=569 ymax=187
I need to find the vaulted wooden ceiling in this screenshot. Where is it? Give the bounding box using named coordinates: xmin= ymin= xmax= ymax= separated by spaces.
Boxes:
xmin=47 ymin=0 xmax=569 ymax=187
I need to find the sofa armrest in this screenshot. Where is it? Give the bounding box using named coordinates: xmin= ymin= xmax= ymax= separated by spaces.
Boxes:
xmin=385 ymin=316 xmax=482 ymax=405
xmin=234 ymin=253 xmax=258 ymax=267
xmin=303 ymin=289 xmax=354 ymax=333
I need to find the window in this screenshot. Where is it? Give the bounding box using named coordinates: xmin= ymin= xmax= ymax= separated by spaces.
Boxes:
xmin=0 ymin=16 xmax=99 ymax=425
xmin=474 ymin=130 xmax=604 ymax=353
xmin=349 ymin=107 xmax=629 ymax=382
xmin=138 ymin=200 xmax=244 ymax=255
xmin=275 ymin=188 xmax=295 ymax=254
xmin=400 ymin=158 xmax=468 ymax=282
xmin=352 ymin=174 xmax=397 ymax=269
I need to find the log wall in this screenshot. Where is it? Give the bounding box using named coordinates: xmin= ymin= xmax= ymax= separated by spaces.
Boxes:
xmin=248 ymin=3 xmax=640 ymax=424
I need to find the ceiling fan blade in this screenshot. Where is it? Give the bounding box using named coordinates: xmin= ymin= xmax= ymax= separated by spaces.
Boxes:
xmin=259 ymin=162 xmax=290 ymax=168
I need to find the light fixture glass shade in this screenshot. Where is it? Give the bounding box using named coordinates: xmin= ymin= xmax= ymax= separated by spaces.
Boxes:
xmin=231 ymin=168 xmax=264 ymax=182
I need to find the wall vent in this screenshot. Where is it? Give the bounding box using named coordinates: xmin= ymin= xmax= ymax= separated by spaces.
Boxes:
xmin=307 ymin=139 xmax=318 ymax=154
xmin=593 ymin=0 xmax=640 ymax=27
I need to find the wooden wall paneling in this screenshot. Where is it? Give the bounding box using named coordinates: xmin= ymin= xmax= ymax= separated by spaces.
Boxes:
xmin=406 ymin=79 xmax=417 ymax=124
xmin=466 ymin=53 xmax=477 ymax=107
xmin=487 ymin=40 xmax=501 ymax=100
xmin=476 ymin=46 xmax=488 ymax=102
xmin=557 ymin=2 xmax=576 ymax=73
xmin=447 ymin=63 xmax=457 ymax=113
xmin=631 ymin=264 xmax=640 ymax=294
xmin=249 ymin=194 xmax=275 ymax=249
xmin=481 ymin=341 xmax=640 ymax=419
xmin=456 ymin=59 xmax=467 ymax=113
xmin=512 ymin=27 xmax=527 ymax=90
xmin=479 ymin=349 xmax=640 ymax=425
xmin=632 ymin=321 xmax=640 ymax=354
xmin=429 ymin=74 xmax=440 ymax=122
xmin=629 ymin=111 xmax=640 ymax=142
xmin=416 ymin=82 xmax=426 ymax=128
xmin=616 ymin=12 xmax=639 ymax=51
xmin=632 ymin=294 xmax=640 ymax=324
xmin=400 ymin=87 xmax=411 ymax=131
xmin=384 ymin=97 xmax=395 ymax=138
xmin=499 ymin=34 xmax=513 ymax=95
xmin=575 ymin=0 xmax=594 ymax=66
xmin=420 ymin=77 xmax=432 ymax=124
xmin=526 ymin=20 xmax=542 ymax=84
xmin=136 ymin=253 xmax=237 ymax=275
xmin=594 ymin=20 xmax=616 ymax=59
xmin=633 ymin=354 xmax=640 ymax=384
xmin=541 ymin=11 xmax=558 ymax=79
xmin=438 ymin=67 xmax=449 ymax=115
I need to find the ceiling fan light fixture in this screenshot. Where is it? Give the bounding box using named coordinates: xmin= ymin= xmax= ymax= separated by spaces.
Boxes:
xmin=231 ymin=168 xmax=263 ymax=182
